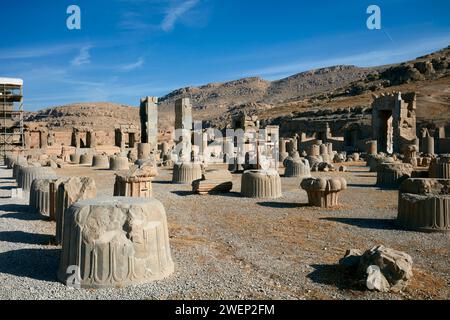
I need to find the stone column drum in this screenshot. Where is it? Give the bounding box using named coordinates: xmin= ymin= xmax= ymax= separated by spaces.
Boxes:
xmin=55 ymin=177 xmax=97 ymax=245
xmin=376 ymin=163 xmax=413 ymax=187
xmin=29 ymin=177 xmax=67 ymax=218
xmin=57 ymin=197 xmax=174 ymax=288
xmin=109 ymin=156 xmax=130 ymax=171
xmin=241 ymin=169 xmax=282 ymax=199
xmin=284 ymin=157 xmax=311 ymax=178
xmin=18 ymin=167 xmax=56 ymax=192
xmin=79 ymin=153 xmax=94 ymax=165
xmin=70 ymin=154 xmax=81 ymax=164
xmin=92 ymin=155 xmax=109 ymax=169
xmin=398 ymin=178 xmax=450 ymax=233
xmin=172 ymin=162 xmax=202 ymax=184
xmin=429 ymin=155 xmax=450 ymax=179
xmin=301 ymin=177 xmax=347 ymax=208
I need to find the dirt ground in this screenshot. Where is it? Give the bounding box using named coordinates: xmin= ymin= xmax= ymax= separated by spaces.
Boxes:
xmin=0 ymin=162 xmax=448 ymax=300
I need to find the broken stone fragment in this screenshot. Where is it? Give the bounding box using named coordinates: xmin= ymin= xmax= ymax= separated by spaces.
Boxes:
xmin=366 ymin=265 xmax=390 ymax=292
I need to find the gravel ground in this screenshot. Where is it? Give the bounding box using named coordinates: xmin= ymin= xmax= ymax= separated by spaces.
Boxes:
xmin=0 ymin=162 xmax=448 ymax=300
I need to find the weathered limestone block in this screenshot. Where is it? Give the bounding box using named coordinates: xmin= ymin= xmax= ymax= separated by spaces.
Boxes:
xmin=6 ymin=155 xmax=27 ymax=169
xmin=79 ymin=153 xmax=94 ymax=165
xmin=358 ymin=245 xmax=413 ymax=292
xmin=192 ymin=169 xmax=233 ymax=195
xmin=114 ymin=163 xmax=157 ymax=198
xmin=57 ymin=197 xmax=174 ymax=288
xmin=333 ymin=153 xmax=346 ymax=163
xmin=241 ymin=169 xmax=282 ymax=199
xmin=397 ymin=178 xmax=450 ymax=232
xmin=55 ymin=177 xmax=97 ymax=245
xmin=29 ymin=177 xmax=68 ymax=218
xmin=92 ymin=155 xmax=109 ymax=169
xmin=300 ymin=177 xmax=347 ymax=208
xmin=284 ymin=157 xmax=311 ymax=178
xmin=367 ymin=155 xmax=395 ymax=172
xmin=376 ymin=163 xmax=413 ymax=187
xmin=429 ymin=155 xmax=450 ymax=179
xmin=109 ymin=156 xmax=130 ymax=171
xmin=321 ymin=153 xmax=331 ymax=164
xmin=70 ymin=154 xmax=80 ymax=164
xmin=172 ymin=162 xmax=203 ymax=184
xmin=18 ymin=167 xmax=57 ymax=192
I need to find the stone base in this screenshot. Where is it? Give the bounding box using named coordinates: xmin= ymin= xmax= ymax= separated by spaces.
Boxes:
xmin=172 ymin=162 xmax=203 ymax=184
xmin=57 ymin=197 xmax=174 ymax=289
xmin=300 ymin=177 xmax=347 ymax=208
xmin=79 ymin=154 xmax=93 ymax=165
xmin=376 ymin=163 xmax=413 ymax=187
xmin=92 ymin=155 xmax=109 ymax=169
xmin=70 ymin=154 xmax=81 ymax=164
xmin=17 ymin=167 xmax=57 ymax=192
xmin=241 ymin=169 xmax=282 ymax=199
xmin=109 ymin=156 xmax=130 ymax=171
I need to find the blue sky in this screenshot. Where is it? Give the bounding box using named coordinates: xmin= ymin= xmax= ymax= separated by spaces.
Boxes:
xmin=0 ymin=0 xmax=449 ymax=110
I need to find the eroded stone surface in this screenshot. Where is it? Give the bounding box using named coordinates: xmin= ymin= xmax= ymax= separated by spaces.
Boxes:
xmin=300 ymin=177 xmax=347 ymax=208
xmin=57 ymin=197 xmax=174 ymax=289
xmin=241 ymin=169 xmax=282 ymax=199
xmin=55 ymin=177 xmax=97 ymax=245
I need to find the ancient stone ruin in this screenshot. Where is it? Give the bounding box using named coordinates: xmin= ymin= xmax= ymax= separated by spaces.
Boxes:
xmin=398 ymin=178 xmax=450 ymax=233
xmin=57 ymin=197 xmax=174 ymax=288
xmin=114 ymin=162 xmax=158 ymax=198
xmin=241 ymin=169 xmax=282 ymax=199
xmin=192 ymin=169 xmax=233 ymax=195
xmin=55 ymin=177 xmax=97 ymax=245
xmin=300 ymin=177 xmax=347 ymax=208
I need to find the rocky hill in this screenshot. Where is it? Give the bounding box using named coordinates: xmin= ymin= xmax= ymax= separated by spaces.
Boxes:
xmin=26 ymin=45 xmax=450 ymax=131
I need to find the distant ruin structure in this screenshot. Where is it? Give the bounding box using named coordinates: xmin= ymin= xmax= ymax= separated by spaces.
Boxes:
xmin=140 ymin=96 xmax=158 ymax=149
xmin=372 ymin=92 xmax=417 ymax=154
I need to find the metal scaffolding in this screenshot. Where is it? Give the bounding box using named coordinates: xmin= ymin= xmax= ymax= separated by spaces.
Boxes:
xmin=0 ymin=77 xmax=24 ymax=163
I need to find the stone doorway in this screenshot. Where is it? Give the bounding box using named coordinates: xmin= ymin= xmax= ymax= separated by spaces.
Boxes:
xmin=377 ymin=110 xmax=394 ymax=154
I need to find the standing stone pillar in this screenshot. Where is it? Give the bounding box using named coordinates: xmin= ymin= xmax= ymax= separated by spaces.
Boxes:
xmin=423 ymin=136 xmax=435 ymax=155
xmin=140 ymin=96 xmax=158 ymax=150
xmin=175 ymin=98 xmax=193 ymax=161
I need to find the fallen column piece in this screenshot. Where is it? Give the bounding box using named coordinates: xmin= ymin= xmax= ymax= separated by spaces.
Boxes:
xmin=376 ymin=162 xmax=413 ymax=187
xmin=92 ymin=155 xmax=109 ymax=169
xmin=429 ymin=155 xmax=450 ymax=179
xmin=172 ymin=162 xmax=203 ymax=184
xmin=29 ymin=177 xmax=68 ymax=219
xmin=339 ymin=245 xmax=413 ymax=292
xmin=300 ymin=177 xmax=347 ymax=208
xmin=109 ymin=156 xmax=130 ymax=171
xmin=55 ymin=177 xmax=97 ymax=245
xmin=57 ymin=197 xmax=174 ymax=289
xmin=397 ymin=178 xmax=450 ymax=233
xmin=114 ymin=162 xmax=157 ymax=198
xmin=241 ymin=169 xmax=282 ymax=199
xmin=17 ymin=166 xmax=57 ymax=192
xmin=192 ymin=169 xmax=233 ymax=195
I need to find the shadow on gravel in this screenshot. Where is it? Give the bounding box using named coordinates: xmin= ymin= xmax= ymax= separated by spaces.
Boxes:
xmin=171 ymin=190 xmax=194 ymax=197
xmin=0 ymin=248 xmax=59 ymax=282
xmin=0 ymin=185 xmax=14 ymax=190
xmin=307 ymin=264 xmax=364 ymax=291
xmin=257 ymin=201 xmax=308 ymax=209
xmin=320 ymin=217 xmax=398 ymax=231
xmin=0 ymin=204 xmax=48 ymax=221
xmin=0 ymin=231 xmax=53 ymax=245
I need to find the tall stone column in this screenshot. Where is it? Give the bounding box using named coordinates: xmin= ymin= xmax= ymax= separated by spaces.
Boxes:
xmin=175 ymin=98 xmax=193 ymax=162
xmin=140 ymin=96 xmax=158 ymax=150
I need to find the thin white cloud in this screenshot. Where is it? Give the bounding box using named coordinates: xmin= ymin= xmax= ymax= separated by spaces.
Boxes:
xmin=71 ymin=46 xmax=92 ymax=66
xmin=120 ymin=57 xmax=145 ymax=71
xmin=161 ymin=0 xmax=200 ymax=32
xmin=0 ymin=43 xmax=80 ymax=60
